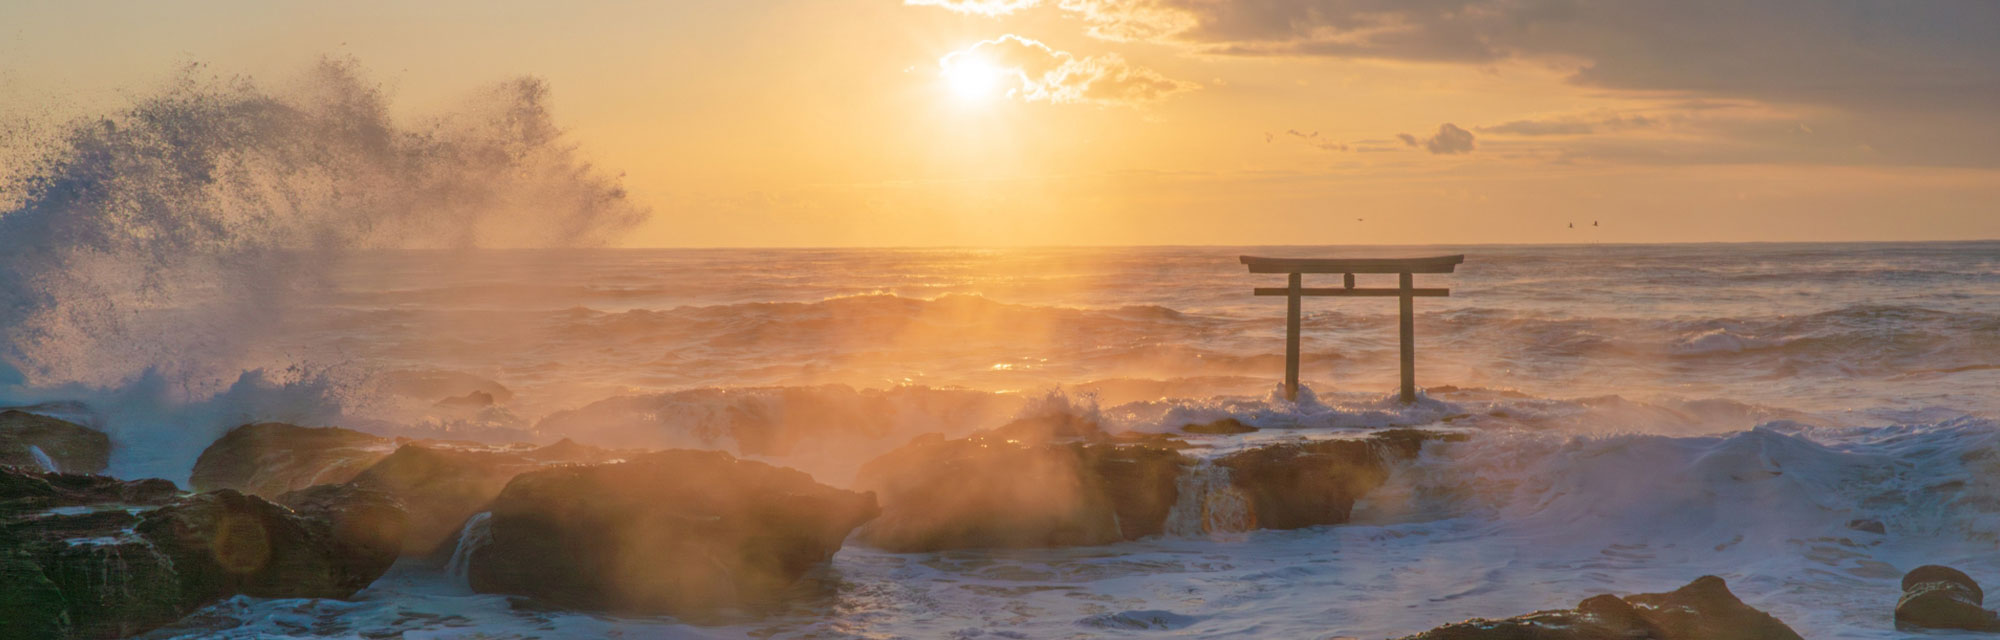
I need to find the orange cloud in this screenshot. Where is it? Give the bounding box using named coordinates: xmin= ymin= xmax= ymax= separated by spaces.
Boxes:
xmin=940 ymin=35 xmax=1197 ymax=106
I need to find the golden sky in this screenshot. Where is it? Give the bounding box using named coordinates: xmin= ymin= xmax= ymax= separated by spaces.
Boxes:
xmin=3 ymin=0 xmax=1998 ymax=246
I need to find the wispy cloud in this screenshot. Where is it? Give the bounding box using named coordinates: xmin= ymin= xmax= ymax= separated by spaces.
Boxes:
xmin=941 ymin=35 xmax=1197 ymax=106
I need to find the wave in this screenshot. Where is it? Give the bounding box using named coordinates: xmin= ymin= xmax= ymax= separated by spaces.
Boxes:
xmin=0 ymin=59 xmax=645 ymax=390
xmin=1357 ymin=416 xmax=2000 ymax=553
xmin=0 ymin=59 xmax=648 ymax=477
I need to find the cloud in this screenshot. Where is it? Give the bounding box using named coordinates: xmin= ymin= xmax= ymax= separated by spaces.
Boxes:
xmin=1284 ymin=129 xmax=1347 ymax=151
xmin=922 ymin=1 xmax=2000 ymax=117
xmin=941 ymin=35 xmax=1197 ymax=106
xmin=905 ymin=0 xmax=1042 ymax=16
xmin=1407 ymin=123 xmax=1474 ymax=154
xmin=911 ymin=2 xmax=2000 ymax=166
xmin=1480 ymin=113 xmax=1656 ymax=136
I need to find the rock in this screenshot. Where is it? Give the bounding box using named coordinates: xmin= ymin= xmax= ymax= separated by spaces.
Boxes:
xmin=189 ymin=423 xmax=395 ymax=498
xmin=1896 ymin=564 xmax=2000 ymax=631
xmin=137 ymin=490 xmax=371 ymax=600
xmin=343 ymin=439 xmax=642 ymax=556
xmin=1847 ymin=518 xmax=1886 ymax=535
xmin=348 ymin=445 xmax=538 ymax=555
xmin=0 ymin=410 xmax=111 ymax=474
xmin=466 ymin=450 xmax=877 ymax=617
xmin=0 ymin=467 xmax=403 ymax=639
xmin=370 ymin=369 xmax=514 ymax=404
xmin=1396 ymin=575 xmax=1803 ymax=640
xmin=437 ymin=390 xmax=497 ymax=408
xmin=1215 ymin=429 xmax=1465 ymax=530
xmin=1181 ymin=417 xmax=1258 ymax=435
xmin=854 ymin=427 xmax=1189 ymax=551
xmin=987 ymin=412 xmax=1104 ymax=444
xmin=278 ymin=484 xmax=408 ymax=595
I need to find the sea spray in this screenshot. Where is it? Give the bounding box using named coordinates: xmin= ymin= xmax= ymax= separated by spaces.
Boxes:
xmin=445 ymin=511 xmax=494 ymax=590
xmin=0 ymin=58 xmax=648 ymax=479
xmin=27 ymin=444 xmax=57 ymax=472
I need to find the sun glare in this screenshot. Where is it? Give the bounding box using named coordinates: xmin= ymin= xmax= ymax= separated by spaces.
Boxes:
xmin=941 ymin=56 xmax=1004 ymax=102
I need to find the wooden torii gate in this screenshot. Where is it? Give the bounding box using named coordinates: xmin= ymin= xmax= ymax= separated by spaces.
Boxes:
xmin=1240 ymin=254 xmax=1465 ymax=404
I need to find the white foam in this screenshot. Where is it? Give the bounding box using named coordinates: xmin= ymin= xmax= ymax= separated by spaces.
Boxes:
xmin=444 ymin=511 xmax=494 ymax=591
xmin=26 ymin=444 xmax=56 ymax=472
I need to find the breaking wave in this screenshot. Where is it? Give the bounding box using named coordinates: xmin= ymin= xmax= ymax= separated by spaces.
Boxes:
xmin=0 ymin=59 xmax=648 ymax=477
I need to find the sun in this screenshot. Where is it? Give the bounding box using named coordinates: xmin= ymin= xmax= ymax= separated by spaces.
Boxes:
xmin=941 ymin=55 xmax=1004 ymax=102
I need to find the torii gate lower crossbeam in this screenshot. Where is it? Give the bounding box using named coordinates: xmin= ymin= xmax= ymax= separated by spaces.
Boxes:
xmin=1240 ymin=254 xmax=1465 ymax=404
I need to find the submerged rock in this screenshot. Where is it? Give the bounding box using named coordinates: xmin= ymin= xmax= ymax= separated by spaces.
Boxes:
xmin=466 ymin=449 xmax=877 ymax=617
xmin=1396 ymin=575 xmax=1802 ymax=640
xmin=854 ymin=423 xmax=1189 ymax=551
xmin=1181 ymin=417 xmax=1259 ymax=435
xmin=0 ymin=410 xmax=111 ymax=474
xmin=1896 ymin=564 xmax=2000 ymax=631
xmin=0 ymin=467 xmax=403 ymax=639
xmin=189 ymin=423 xmax=395 ymax=498
xmin=1216 ymin=429 xmax=1465 ymax=530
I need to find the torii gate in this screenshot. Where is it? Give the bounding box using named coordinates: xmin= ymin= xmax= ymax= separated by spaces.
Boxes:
xmin=1240 ymin=254 xmax=1465 ymax=404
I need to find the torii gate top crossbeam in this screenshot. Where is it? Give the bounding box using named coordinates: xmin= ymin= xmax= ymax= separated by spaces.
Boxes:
xmin=1240 ymin=254 xmax=1464 ymax=274
xmin=1241 ymin=254 xmax=1464 ymax=404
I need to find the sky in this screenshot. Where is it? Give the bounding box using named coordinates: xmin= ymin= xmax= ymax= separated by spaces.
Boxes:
xmin=2 ymin=0 xmax=1997 ymax=247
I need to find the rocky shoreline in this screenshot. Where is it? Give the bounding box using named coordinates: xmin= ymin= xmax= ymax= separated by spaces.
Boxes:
xmin=1 ymin=405 xmax=1959 ymax=638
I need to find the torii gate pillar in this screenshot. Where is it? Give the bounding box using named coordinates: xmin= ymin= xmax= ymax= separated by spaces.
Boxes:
xmin=1241 ymin=254 xmax=1465 ymax=404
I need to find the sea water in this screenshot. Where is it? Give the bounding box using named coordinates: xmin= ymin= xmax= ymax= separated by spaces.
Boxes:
xmin=0 ymin=242 xmax=1984 ymax=639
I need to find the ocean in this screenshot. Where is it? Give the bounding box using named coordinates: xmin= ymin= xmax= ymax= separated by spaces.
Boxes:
xmin=3 ymin=242 xmax=1997 ymax=638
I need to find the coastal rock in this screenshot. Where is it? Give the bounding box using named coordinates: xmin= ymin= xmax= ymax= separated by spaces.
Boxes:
xmin=1396 ymin=575 xmax=1802 ymax=640
xmin=466 ymin=450 xmax=877 ymax=617
xmin=1181 ymin=417 xmax=1258 ymax=435
xmin=277 ymin=483 xmax=408 ymax=595
xmin=348 ymin=445 xmax=537 ymax=555
xmin=1216 ymin=429 xmax=1465 ymax=530
xmin=349 ymin=439 xmax=630 ymax=554
xmin=369 ymin=369 xmax=514 ymax=405
xmin=1896 ymin=564 xmax=2000 ymax=631
xmin=0 ymin=410 xmax=111 ymax=474
xmin=854 ymin=424 xmax=1188 ymax=551
xmin=189 ymin=423 xmax=395 ymax=498
xmin=0 ymin=467 xmax=403 ymax=639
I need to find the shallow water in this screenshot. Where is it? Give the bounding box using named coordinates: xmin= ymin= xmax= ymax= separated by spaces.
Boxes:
xmin=7 ymin=242 xmax=1998 ymax=639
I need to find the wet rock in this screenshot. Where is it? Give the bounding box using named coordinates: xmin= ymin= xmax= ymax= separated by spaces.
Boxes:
xmin=1396 ymin=575 xmax=1803 ymax=640
xmin=138 ymin=490 xmax=372 ymax=600
xmin=1896 ymin=564 xmax=2000 ymax=631
xmin=348 ymin=445 xmax=538 ymax=555
xmin=1181 ymin=417 xmax=1258 ymax=435
xmin=854 ymin=427 xmax=1189 ymax=551
xmin=0 ymin=410 xmax=111 ymax=474
xmin=346 ymin=440 xmax=640 ymax=555
xmin=986 ymin=412 xmax=1106 ymax=444
xmin=189 ymin=423 xmax=395 ymax=498
xmin=0 ymin=467 xmax=403 ymax=639
xmin=466 ymin=450 xmax=877 ymax=617
xmin=1846 ymin=518 xmax=1886 ymax=535
xmin=436 ymin=390 xmax=498 ymax=408
xmin=278 ymin=484 xmax=409 ymax=595
xmin=370 ymin=369 xmax=514 ymax=405
xmin=1216 ymin=429 xmax=1465 ymax=530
